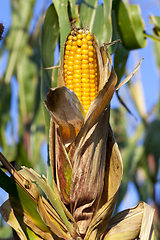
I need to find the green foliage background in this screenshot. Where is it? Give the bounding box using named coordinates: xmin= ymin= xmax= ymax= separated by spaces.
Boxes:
xmin=0 ymin=0 xmax=160 ymax=238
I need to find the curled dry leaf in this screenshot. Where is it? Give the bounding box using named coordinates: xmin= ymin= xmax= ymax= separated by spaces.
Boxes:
xmin=44 ymin=86 xmax=85 ymax=146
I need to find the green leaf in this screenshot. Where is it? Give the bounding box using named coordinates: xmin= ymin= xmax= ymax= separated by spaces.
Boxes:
xmin=40 ymin=3 xmax=60 ymax=184
xmin=144 ymin=120 xmax=160 ymax=178
xmin=25 ymin=226 xmax=43 ymax=240
xmin=68 ymin=0 xmax=77 ymax=20
xmin=90 ymin=0 xmax=113 ymax=45
xmin=114 ymin=42 xmax=129 ymax=83
xmin=21 ymin=167 xmax=75 ymax=237
xmin=153 ymin=38 xmax=160 ymax=69
xmin=91 ymin=4 xmax=104 ymax=45
xmin=5 ymin=0 xmax=35 ymax=83
xmin=52 ymin=0 xmax=71 ymax=59
xmin=115 ymin=0 xmax=146 ymax=50
xmin=41 ymin=3 xmax=59 ymax=88
xmin=112 ymin=10 xmax=129 ymax=82
xmin=0 ymin=169 xmax=49 ymax=232
xmin=0 ymin=225 xmax=12 ymax=238
xmin=80 ymin=0 xmax=98 ymax=30
xmin=78 ymin=0 xmax=111 ymax=48
xmin=150 ymin=14 xmax=160 ymax=29
xmin=110 ymin=107 xmax=128 ymax=149
xmin=16 ymin=143 xmax=32 ymax=168
xmin=40 ymin=3 xmax=59 ymax=129
xmin=0 ymin=200 xmax=28 ymax=240
xmin=103 ymin=0 xmax=112 ymax=43
xmin=150 ymin=14 xmax=160 ymax=38
xmin=17 ymin=55 xmax=38 ymax=120
xmin=0 ymin=81 xmax=11 ymax=147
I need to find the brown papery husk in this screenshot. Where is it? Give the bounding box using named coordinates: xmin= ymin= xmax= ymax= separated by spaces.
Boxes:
xmin=84 ymin=126 xmax=123 ymax=240
xmin=102 ymin=201 xmax=155 ymax=240
xmin=70 ymin=108 xmax=110 ymax=235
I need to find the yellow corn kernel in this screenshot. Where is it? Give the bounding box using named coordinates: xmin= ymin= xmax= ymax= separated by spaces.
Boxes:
xmin=66 ymin=45 xmax=71 ymax=50
xmin=82 ymin=33 xmax=87 ymax=39
xmin=64 ymin=28 xmax=98 ymax=112
xmin=88 ymin=41 xmax=93 ymax=46
xmin=82 ymin=73 xmax=89 ymax=78
xmin=71 ymin=45 xmax=77 ymax=51
xmin=74 ymin=65 xmax=81 ymax=70
xmin=68 ymin=35 xmax=73 ymax=40
xmin=82 ymin=55 xmax=88 ymax=60
xmin=82 ymin=59 xmax=88 ymax=64
xmin=67 ymin=75 xmax=73 ymax=80
xmin=82 ymin=101 xmax=90 ymax=105
xmin=67 ymin=61 xmax=74 ymax=66
xmin=76 ymin=48 xmax=82 ymax=54
xmin=82 ymin=64 xmax=89 ymax=69
xmin=82 ymin=69 xmax=89 ymax=73
xmin=77 ymin=34 xmax=82 ymax=39
xmin=81 ymin=44 xmax=88 ymax=49
xmin=86 ymin=35 xmax=93 ymax=41
xmin=77 ymin=39 xmax=82 ymax=46
xmin=82 ymin=78 xmax=89 ymax=83
xmin=82 ymin=49 xmax=89 ymax=55
xmin=75 ymin=54 xmax=82 ymax=60
xmin=89 ymin=57 xmax=94 ymax=62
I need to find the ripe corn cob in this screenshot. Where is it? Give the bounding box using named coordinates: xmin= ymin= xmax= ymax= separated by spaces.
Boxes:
xmin=63 ymin=28 xmax=98 ymax=113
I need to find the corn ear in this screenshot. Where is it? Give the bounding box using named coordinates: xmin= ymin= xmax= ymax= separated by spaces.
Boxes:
xmin=63 ymin=28 xmax=98 ymax=112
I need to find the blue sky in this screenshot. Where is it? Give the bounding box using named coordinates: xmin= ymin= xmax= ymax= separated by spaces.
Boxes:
xmin=0 ymin=0 xmax=160 ymax=212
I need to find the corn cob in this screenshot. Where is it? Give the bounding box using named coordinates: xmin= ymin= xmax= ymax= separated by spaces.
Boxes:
xmin=63 ymin=28 xmax=98 ymax=113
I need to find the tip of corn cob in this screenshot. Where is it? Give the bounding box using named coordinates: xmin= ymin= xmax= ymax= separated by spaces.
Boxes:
xmin=63 ymin=28 xmax=98 ymax=113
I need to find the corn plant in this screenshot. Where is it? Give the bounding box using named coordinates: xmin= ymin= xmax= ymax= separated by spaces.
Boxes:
xmin=0 ymin=0 xmax=160 ymax=239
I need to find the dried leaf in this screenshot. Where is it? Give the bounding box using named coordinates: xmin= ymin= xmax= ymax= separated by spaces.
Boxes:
xmin=45 ymin=86 xmax=85 ymax=206
xmin=85 ymin=126 xmax=123 ymax=240
xmin=149 ymin=224 xmax=158 ymax=240
xmin=49 ymin=119 xmax=73 ymax=206
xmin=98 ymin=125 xmax=123 ymax=208
xmin=115 ymin=58 xmax=144 ymax=91
xmin=70 ymin=109 xmax=110 ymax=235
xmin=55 ymin=125 xmax=72 ymax=205
xmin=102 ymin=202 xmax=154 ymax=240
xmin=139 ymin=202 xmax=155 ymax=240
xmin=22 ymin=211 xmax=54 ymax=240
xmin=44 ymin=87 xmax=85 ymax=145
xmin=0 ymin=200 xmax=27 ymax=240
xmin=9 ymin=195 xmax=54 ymax=239
xmin=57 ymin=57 xmax=65 ymax=87
xmin=130 ymin=79 xmax=147 ymax=118
xmin=37 ymin=195 xmax=70 ymax=239
xmin=104 ymin=202 xmax=143 ymax=239
xmin=19 ymin=168 xmax=67 ymax=229
xmin=21 ymin=167 xmax=78 ymax=237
